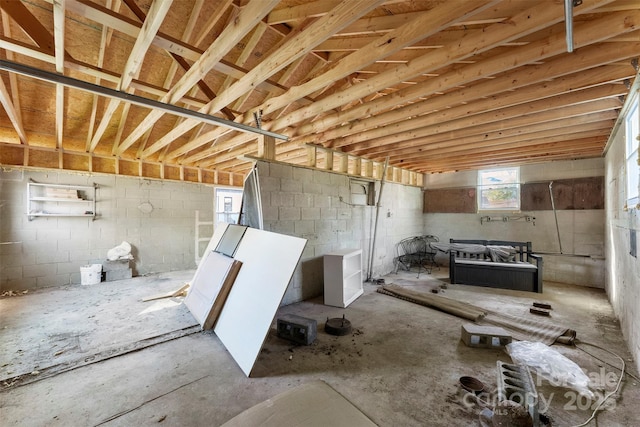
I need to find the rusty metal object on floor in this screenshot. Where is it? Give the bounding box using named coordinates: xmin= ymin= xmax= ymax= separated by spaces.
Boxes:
xmin=325 ymin=315 xmax=352 ymax=336
xmin=459 ymin=376 xmax=485 ymax=395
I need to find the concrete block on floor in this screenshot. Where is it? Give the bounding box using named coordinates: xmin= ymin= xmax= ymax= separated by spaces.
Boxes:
xmin=105 ymin=268 xmax=133 ymax=282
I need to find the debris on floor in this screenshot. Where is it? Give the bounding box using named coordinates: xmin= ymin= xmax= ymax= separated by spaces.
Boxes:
xmin=529 ymin=307 xmax=551 ymax=316
xmin=142 ymin=283 xmax=190 ymax=302
xmin=1 ymin=290 xmax=28 ymax=297
xmin=532 ymin=302 xmax=552 ymax=310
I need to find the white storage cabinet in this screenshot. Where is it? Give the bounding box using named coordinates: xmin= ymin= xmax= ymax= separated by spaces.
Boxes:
xmin=323 ymin=248 xmax=363 ymax=308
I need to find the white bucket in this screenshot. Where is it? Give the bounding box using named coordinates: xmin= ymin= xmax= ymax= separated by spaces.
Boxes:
xmin=80 ymin=264 xmax=102 ymax=285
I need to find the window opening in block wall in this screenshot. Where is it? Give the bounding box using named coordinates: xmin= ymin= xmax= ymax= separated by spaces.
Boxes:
xmin=215 ymin=187 xmax=243 ymax=226
xmin=477 ymin=167 xmax=520 ymax=212
xmin=625 ymin=93 xmax=639 ymax=207
xmin=349 ymin=179 xmax=375 ymax=206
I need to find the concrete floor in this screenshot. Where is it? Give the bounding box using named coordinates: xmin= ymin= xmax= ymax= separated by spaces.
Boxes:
xmin=1 ymin=268 xmax=639 ymax=426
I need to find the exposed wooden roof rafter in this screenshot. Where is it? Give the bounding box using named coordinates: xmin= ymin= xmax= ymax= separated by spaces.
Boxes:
xmin=0 ymin=0 xmax=637 ymax=180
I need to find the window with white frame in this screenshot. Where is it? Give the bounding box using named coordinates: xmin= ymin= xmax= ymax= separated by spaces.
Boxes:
xmin=626 ymin=95 xmax=639 ymax=207
xmin=477 ymin=167 xmax=520 ymax=211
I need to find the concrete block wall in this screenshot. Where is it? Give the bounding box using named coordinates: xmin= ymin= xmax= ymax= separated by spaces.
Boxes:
xmin=604 ymin=100 xmax=640 ymax=375
xmin=424 ymin=158 xmax=606 ymax=288
xmin=0 ymin=169 xmax=213 ymax=291
xmin=255 ymin=161 xmax=425 ymax=305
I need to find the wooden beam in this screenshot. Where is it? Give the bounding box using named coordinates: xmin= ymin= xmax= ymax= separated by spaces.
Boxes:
xmin=414 ymin=138 xmax=606 ymax=172
xmin=282 ymin=20 xmax=639 ymax=155
xmin=0 ymin=0 xmax=54 ymax=53
xmin=314 ymin=61 xmax=635 ymax=147
xmin=362 ymin=111 xmax=619 ymax=160
xmin=245 ymin=0 xmax=499 ymax=125
xmin=331 ymin=81 xmax=627 ymax=151
xmin=65 ymin=0 xmax=317 ymax=108
xmin=257 ymin=135 xmax=276 ymax=160
xmin=307 ymin=145 xmax=316 ymax=167
xmin=0 ymin=142 xmax=232 ymax=185
xmin=267 ymin=0 xmax=340 ymax=25
xmin=140 ymin=0 xmax=385 ymax=159
xmin=53 ymin=0 xmax=65 ymax=148
xmin=121 ymin=0 xmax=235 ymax=121
xmin=0 ymin=60 xmax=287 ymax=146
xmin=226 ymin=24 xmax=268 ymax=110
xmin=0 ymin=75 xmax=27 ymax=143
xmin=271 ymin=0 xmax=621 ymax=136
xmin=0 ymin=9 xmax=25 ymax=144
xmin=278 ymin=110 xmax=619 ymax=169
xmin=89 ymin=0 xmax=173 ymax=152
xmin=116 ymin=0 xmax=279 ymax=156
xmin=394 ymin=129 xmax=612 ymax=164
xmin=383 ymin=119 xmax=616 ymax=162
xmin=348 ymin=98 xmax=622 ymax=156
xmin=65 ymin=0 xmax=289 ymax=95
xmin=85 ymin=0 xmax=113 ymax=152
xmin=120 ymin=0 xmax=173 ymax=91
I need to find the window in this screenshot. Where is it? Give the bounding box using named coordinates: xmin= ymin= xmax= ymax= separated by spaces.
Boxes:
xmin=223 ymin=196 xmax=232 ymax=213
xmin=626 ymin=95 xmax=639 ymax=206
xmin=215 ymin=187 xmax=243 ymax=225
xmin=477 ymin=167 xmax=520 ymax=211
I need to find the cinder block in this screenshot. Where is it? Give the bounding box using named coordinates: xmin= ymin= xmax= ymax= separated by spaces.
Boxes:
xmin=277 ymin=314 xmax=317 ymax=345
xmin=294 ymin=220 xmax=315 ymax=235
xmin=105 ymin=268 xmax=133 ymax=281
xmin=281 ymin=178 xmax=302 ymax=193
xmin=496 ymin=361 xmax=538 ymax=425
xmin=461 ymin=323 xmax=512 ymax=348
xmin=278 ymin=206 xmax=301 ymax=221
xmin=301 ymin=207 xmax=321 ymax=220
xmin=294 ymin=193 xmax=314 ymax=208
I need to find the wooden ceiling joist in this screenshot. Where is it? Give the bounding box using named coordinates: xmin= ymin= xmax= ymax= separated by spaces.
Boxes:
xmin=247 ymin=0 xmax=500 ymax=125
xmin=121 ymin=0 xmax=235 ymax=122
xmin=0 ymin=1 xmax=637 ymax=179
xmin=88 ymin=0 xmax=173 ymax=153
xmin=115 ymin=0 xmax=280 ymax=156
xmin=268 ymin=0 xmax=618 ymax=135
xmin=0 ymin=73 xmax=27 ymax=143
xmin=138 ymin=0 xmax=386 ymax=159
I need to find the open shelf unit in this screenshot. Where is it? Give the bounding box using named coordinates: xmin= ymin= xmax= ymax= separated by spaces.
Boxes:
xmin=27 ymin=180 xmax=97 ymax=220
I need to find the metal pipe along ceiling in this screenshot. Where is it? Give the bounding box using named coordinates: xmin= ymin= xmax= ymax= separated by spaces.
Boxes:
xmin=0 ymin=59 xmax=289 ymax=141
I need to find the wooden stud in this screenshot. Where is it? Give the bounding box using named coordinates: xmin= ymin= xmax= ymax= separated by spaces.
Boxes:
xmin=257 ymin=135 xmax=276 ymax=160
xmin=307 ymin=145 xmax=317 ymax=168
xmin=325 ymin=150 xmax=334 ymax=171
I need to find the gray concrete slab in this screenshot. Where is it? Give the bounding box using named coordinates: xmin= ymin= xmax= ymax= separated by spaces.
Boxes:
xmin=1 ymin=270 xmax=638 ymax=426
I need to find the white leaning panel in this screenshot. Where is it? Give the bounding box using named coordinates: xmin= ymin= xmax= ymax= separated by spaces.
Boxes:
xmin=184 ymin=251 xmax=234 ymax=327
xmin=214 ymin=227 xmax=306 ymax=376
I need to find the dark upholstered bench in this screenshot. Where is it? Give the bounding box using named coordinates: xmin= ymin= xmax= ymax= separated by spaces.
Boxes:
xmin=449 ymin=239 xmax=543 ymax=293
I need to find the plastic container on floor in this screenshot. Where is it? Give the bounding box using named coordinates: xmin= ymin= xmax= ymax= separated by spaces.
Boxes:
xmin=80 ymin=264 xmax=102 ymax=285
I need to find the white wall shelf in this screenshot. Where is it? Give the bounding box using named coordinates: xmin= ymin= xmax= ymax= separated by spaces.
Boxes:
xmin=27 ymin=180 xmax=97 ymax=220
xmin=323 ymin=248 xmax=363 ymax=308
